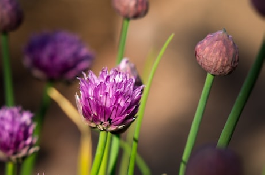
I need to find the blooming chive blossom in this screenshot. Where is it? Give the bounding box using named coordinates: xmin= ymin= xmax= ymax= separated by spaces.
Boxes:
xmin=23 ymin=31 xmax=94 ymax=81
xmin=76 ymin=67 xmax=144 ymax=132
xmin=0 ymin=106 xmax=38 ymax=162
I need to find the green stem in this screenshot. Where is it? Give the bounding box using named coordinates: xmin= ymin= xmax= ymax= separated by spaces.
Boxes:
xmin=20 ymin=82 xmax=53 ymax=175
xmin=128 ymin=34 xmax=174 ymax=175
xmin=5 ymin=162 xmax=16 ymax=175
xmin=1 ymin=32 xmax=14 ymax=106
xmin=179 ymin=73 xmax=215 ymax=175
xmin=108 ymin=17 xmax=130 ymax=175
xmin=107 ymin=134 xmax=120 ymax=175
xmin=99 ymin=133 xmax=112 ymax=175
xmin=119 ymin=140 xmax=151 ymax=175
xmin=116 ymin=18 xmax=130 ymax=64
xmin=119 ymin=123 xmax=136 ymax=175
xmin=90 ymin=131 xmax=108 ymax=175
xmin=217 ymin=37 xmax=265 ymax=148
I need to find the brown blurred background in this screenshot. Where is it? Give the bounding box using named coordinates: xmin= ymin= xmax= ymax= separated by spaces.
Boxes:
xmin=0 ymin=0 xmax=265 ymax=174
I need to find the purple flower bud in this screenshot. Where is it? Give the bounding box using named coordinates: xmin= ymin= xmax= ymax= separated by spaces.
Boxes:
xmin=195 ymin=29 xmax=239 ymax=75
xmin=23 ymin=31 xmax=95 ymax=82
xmin=116 ymin=58 xmax=143 ymax=87
xmin=250 ymin=0 xmax=265 ymax=17
xmin=0 ymin=0 xmax=24 ymax=32
xmin=75 ymin=67 xmax=144 ymax=133
xmin=0 ymin=106 xmax=38 ymax=162
xmin=111 ymin=0 xmax=149 ymax=19
xmin=185 ymin=145 xmax=243 ymax=175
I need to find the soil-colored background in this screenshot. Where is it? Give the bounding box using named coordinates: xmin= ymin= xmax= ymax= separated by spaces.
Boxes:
xmin=0 ymin=0 xmax=265 ymax=174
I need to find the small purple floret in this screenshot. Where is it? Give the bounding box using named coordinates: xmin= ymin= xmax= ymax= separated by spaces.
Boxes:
xmin=23 ymin=31 xmax=94 ymax=82
xmin=0 ymin=106 xmax=38 ymax=162
xmin=76 ymin=67 xmax=144 ymax=132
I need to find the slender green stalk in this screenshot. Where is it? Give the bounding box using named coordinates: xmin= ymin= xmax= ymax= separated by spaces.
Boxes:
xmin=179 ymin=73 xmax=215 ymax=175
xmin=91 ymin=131 xmax=108 ymax=175
xmin=119 ymin=49 xmax=156 ymax=175
xmin=1 ymin=33 xmax=15 ymax=175
xmin=116 ymin=18 xmax=130 ymax=64
xmin=128 ymin=34 xmax=175 ymax=175
xmin=217 ymin=37 xmax=265 ymax=148
xmin=120 ymin=140 xmax=151 ymax=175
xmin=119 ymin=123 xmax=136 ymax=175
xmin=20 ymin=82 xmax=53 ymax=175
xmin=1 ymin=32 xmax=14 ymax=106
xmin=5 ymin=162 xmax=16 ymax=175
xmin=107 ymin=134 xmax=120 ymax=175
xmin=108 ymin=17 xmax=130 ymax=174
xmin=99 ymin=133 xmax=111 ymax=175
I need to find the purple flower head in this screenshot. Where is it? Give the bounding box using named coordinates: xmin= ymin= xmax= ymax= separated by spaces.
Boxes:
xmin=0 ymin=0 xmax=24 ymax=32
xmin=75 ymin=67 xmax=144 ymax=133
xmin=116 ymin=58 xmax=143 ymax=88
xmin=23 ymin=31 xmax=95 ymax=82
xmin=0 ymin=106 xmax=38 ymax=162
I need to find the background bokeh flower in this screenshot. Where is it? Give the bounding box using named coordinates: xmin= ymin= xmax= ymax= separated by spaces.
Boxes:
xmin=23 ymin=31 xmax=94 ymax=82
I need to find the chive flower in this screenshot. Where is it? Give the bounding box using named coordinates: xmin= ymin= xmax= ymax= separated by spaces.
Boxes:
xmin=185 ymin=145 xmax=243 ymax=175
xmin=195 ymin=29 xmax=239 ymax=75
xmin=250 ymin=0 xmax=265 ymax=17
xmin=75 ymin=67 xmax=144 ymax=133
xmin=23 ymin=31 xmax=94 ymax=82
xmin=0 ymin=106 xmax=38 ymax=162
xmin=0 ymin=0 xmax=24 ymax=32
xmin=111 ymin=0 xmax=149 ymax=19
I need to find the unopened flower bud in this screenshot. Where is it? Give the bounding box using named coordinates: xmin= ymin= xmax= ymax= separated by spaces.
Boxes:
xmin=116 ymin=58 xmax=143 ymax=87
xmin=0 ymin=0 xmax=24 ymax=32
xmin=195 ymin=29 xmax=239 ymax=75
xmin=111 ymin=0 xmax=149 ymax=19
xmin=185 ymin=145 xmax=243 ymax=175
xmin=250 ymin=0 xmax=265 ymax=17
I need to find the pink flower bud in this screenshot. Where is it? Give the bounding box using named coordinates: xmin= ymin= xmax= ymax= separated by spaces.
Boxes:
xmin=0 ymin=0 xmax=24 ymax=32
xmin=195 ymin=29 xmax=239 ymax=75
xmin=111 ymin=0 xmax=149 ymax=19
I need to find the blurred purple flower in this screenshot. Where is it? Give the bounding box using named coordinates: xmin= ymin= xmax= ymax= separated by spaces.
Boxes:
xmin=23 ymin=31 xmax=95 ymax=82
xmin=0 ymin=0 xmax=24 ymax=32
xmin=116 ymin=58 xmax=143 ymax=88
xmin=0 ymin=106 xmax=38 ymax=162
xmin=76 ymin=67 xmax=144 ymax=133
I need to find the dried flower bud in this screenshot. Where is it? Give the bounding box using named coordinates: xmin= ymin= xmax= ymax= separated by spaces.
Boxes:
xmin=185 ymin=145 xmax=243 ymax=175
xmin=111 ymin=0 xmax=149 ymax=19
xmin=195 ymin=29 xmax=239 ymax=75
xmin=116 ymin=58 xmax=143 ymax=87
xmin=250 ymin=0 xmax=265 ymax=17
xmin=0 ymin=0 xmax=24 ymax=32
xmin=23 ymin=31 xmax=94 ymax=82
xmin=0 ymin=106 xmax=38 ymax=162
